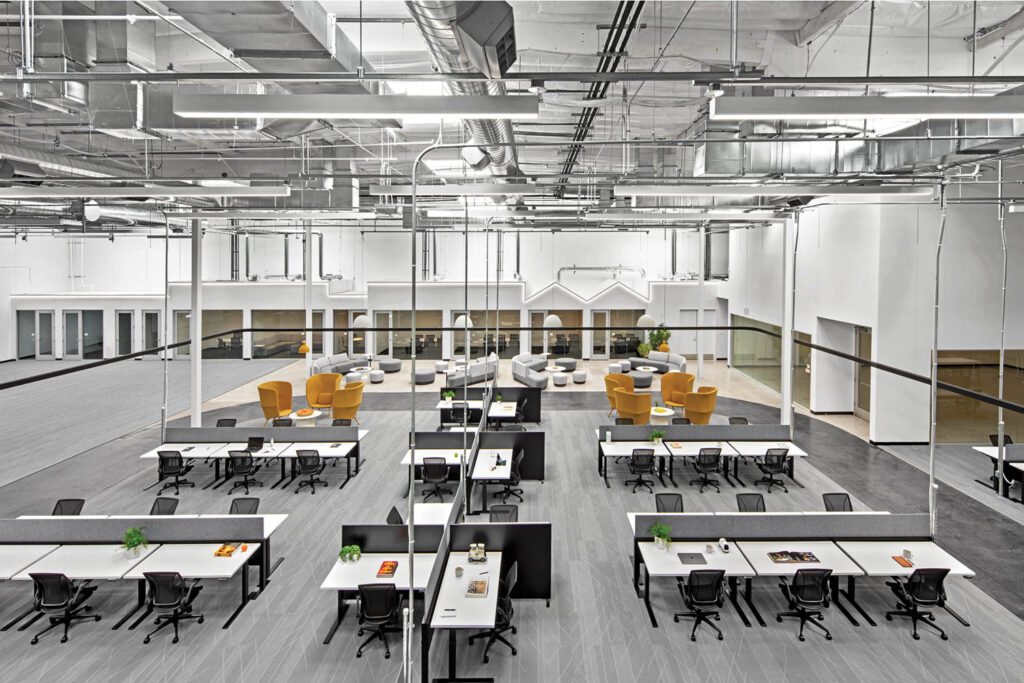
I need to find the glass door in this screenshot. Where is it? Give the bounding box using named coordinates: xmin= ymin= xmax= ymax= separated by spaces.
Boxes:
xmin=82 ymin=311 xmax=104 ymax=359
xmin=143 ymin=311 xmax=160 ymax=355
xmin=375 ymin=311 xmax=392 ymax=358
xmin=63 ymin=311 xmax=82 ymax=360
xmin=350 ymin=310 xmax=367 ymax=356
xmin=591 ymin=310 xmax=609 ymax=359
xmin=116 ymin=311 xmax=133 ymax=356
xmin=35 ymin=311 xmax=54 ymax=360
xmin=854 ymin=326 xmax=872 ymax=419
xmin=529 ymin=311 xmax=545 ymax=355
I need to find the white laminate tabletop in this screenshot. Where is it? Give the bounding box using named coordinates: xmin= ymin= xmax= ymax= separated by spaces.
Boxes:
xmin=139 ymin=443 xmax=228 ymax=460
xmin=197 ymin=514 xmax=288 ymax=537
xmin=401 ymin=448 xmax=469 ymax=466
xmin=278 ymin=442 xmax=357 ymax=458
xmin=728 ymin=441 xmax=809 ymax=457
xmin=638 ymin=541 xmax=755 ymax=578
xmin=430 ymin=551 xmax=503 ymax=629
xmin=836 ymin=541 xmax=975 ymax=578
xmin=435 ymin=400 xmax=484 ymax=410
xmin=412 ymin=503 xmax=454 ymax=526
xmin=599 ymin=441 xmax=671 ymax=457
xmin=223 ymin=442 xmax=292 ymax=458
xmin=320 ymin=553 xmax=438 ymax=591
xmin=471 ymin=449 xmax=513 ymax=481
xmin=447 ymin=427 xmax=479 ymax=433
xmin=123 ymin=543 xmax=261 ymax=580
xmin=487 ymin=402 xmax=517 ymax=419
xmin=972 ymin=446 xmax=1024 ymax=461
xmin=664 ymin=441 xmax=740 ymax=457
xmin=14 ymin=544 xmax=159 ymax=581
xmin=17 ymin=515 xmax=112 ymax=520
xmin=736 ymin=541 xmax=864 ymax=577
xmin=0 ymin=545 xmax=59 ymax=580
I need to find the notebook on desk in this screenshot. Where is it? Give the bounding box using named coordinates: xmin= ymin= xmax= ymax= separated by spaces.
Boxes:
xmin=678 ymin=553 xmax=707 ymax=565
xmin=768 ymin=551 xmax=820 ymax=563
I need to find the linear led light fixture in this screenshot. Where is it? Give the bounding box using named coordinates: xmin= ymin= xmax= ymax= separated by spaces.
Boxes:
xmin=709 ymin=95 xmax=1024 ymax=120
xmin=174 ymin=94 xmax=539 ymax=120
xmin=614 ymin=184 xmax=935 ymax=197
xmin=0 ymin=186 xmax=291 ymax=199
xmin=370 ymin=184 xmax=538 ymax=196
xmin=170 ymin=210 xmax=375 ymax=220
xmin=583 ymin=210 xmax=782 ymax=221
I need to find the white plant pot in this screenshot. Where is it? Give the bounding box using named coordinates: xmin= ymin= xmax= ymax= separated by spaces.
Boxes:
xmin=654 ymin=537 xmax=668 ymax=550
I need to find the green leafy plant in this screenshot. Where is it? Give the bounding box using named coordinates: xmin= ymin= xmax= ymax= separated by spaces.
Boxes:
xmin=650 ymin=430 xmax=665 ymax=442
xmin=649 ymin=522 xmax=672 ymax=543
xmin=495 ymin=394 xmax=502 ymax=402
xmin=636 ymin=342 xmax=651 ymax=358
xmin=441 ymin=390 xmax=455 ymax=400
xmin=339 ymin=544 xmax=362 ymax=562
xmin=121 ymin=527 xmax=148 ymax=556
xmin=648 ymin=326 xmax=672 ymax=350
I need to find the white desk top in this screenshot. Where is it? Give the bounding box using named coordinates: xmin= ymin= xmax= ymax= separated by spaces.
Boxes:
xmin=488 ymin=402 xmax=517 ymax=419
xmin=638 ymin=541 xmax=755 ymax=578
xmin=14 ymin=544 xmax=159 ymax=581
xmin=736 ymin=541 xmax=864 ymax=577
xmin=430 ymin=551 xmax=502 ymax=629
xmin=401 ymin=448 xmax=469 ymax=466
xmin=277 ymin=442 xmax=357 ymax=458
xmin=436 ymin=399 xmax=483 ymax=410
xmin=447 ymin=427 xmax=479 ymax=433
xmin=17 ymin=515 xmax=112 ymax=520
xmin=728 ymin=441 xmax=809 ymax=457
xmin=124 ymin=543 xmax=260 ymax=581
xmin=223 ymin=442 xmax=292 ymax=458
xmin=320 ymin=553 xmax=438 ymax=591
xmin=471 ymin=449 xmax=513 ymax=481
xmin=197 ymin=514 xmax=288 ymax=537
xmin=412 ymin=503 xmax=454 ymax=526
xmin=837 ymin=541 xmax=975 ymax=578
xmin=14 ymin=514 xmax=285 ymax=538
xmin=0 ymin=545 xmax=59 ymax=581
xmin=664 ymin=441 xmax=739 ymax=456
xmin=139 ymin=443 xmax=228 ymax=460
xmin=972 ymin=446 xmax=1024 ymax=464
xmin=599 ymin=440 xmax=671 ymax=457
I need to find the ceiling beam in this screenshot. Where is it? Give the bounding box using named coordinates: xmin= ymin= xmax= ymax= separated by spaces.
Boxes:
xmin=790 ymin=1 xmax=860 ymax=47
xmin=965 ymin=7 xmax=1024 ymax=51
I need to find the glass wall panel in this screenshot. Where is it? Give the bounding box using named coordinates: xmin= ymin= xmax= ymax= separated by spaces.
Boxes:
xmin=375 ymin=312 xmax=391 ymax=357
xmin=731 ymin=314 xmax=782 ymax=392
xmin=453 ymin=310 xmax=520 ymax=358
xmin=143 ymin=311 xmax=160 ymax=355
xmin=937 ymin=350 xmax=1024 ymax=444
xmin=82 ymin=310 xmax=103 ymax=359
xmin=609 ymin=309 xmax=645 ymax=358
xmin=117 ymin=311 xmax=133 ymax=355
xmin=391 ymin=310 xmax=442 ymax=360
xmin=529 ymin=311 xmax=544 ymax=355
xmin=547 ymin=309 xmax=582 ymax=358
xmin=251 ymin=310 xmax=320 ymax=358
xmin=793 ymin=331 xmax=811 ymax=409
xmin=333 ymin=310 xmax=350 ymax=354
xmin=176 ymin=310 xmax=243 ymax=358
xmin=351 ymin=310 xmax=367 ymax=356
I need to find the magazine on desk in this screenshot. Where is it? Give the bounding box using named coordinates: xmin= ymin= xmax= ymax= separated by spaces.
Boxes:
xmin=466 ymin=579 xmax=489 ymax=597
xmin=767 ymin=551 xmax=819 ymax=564
xmin=377 ymin=561 xmax=398 ymax=578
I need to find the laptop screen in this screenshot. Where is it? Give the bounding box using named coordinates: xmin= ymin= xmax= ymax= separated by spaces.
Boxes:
xmin=247 ymin=436 xmax=265 ymax=451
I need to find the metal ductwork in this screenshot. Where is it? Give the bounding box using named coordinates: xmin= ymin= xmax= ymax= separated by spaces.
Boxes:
xmin=0 ymin=141 xmax=134 ymax=179
xmin=405 ymin=1 xmax=519 ymax=171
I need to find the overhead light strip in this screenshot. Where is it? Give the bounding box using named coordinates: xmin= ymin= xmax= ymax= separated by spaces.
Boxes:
xmin=709 ymin=95 xmax=1024 ymax=120
xmin=174 ymin=94 xmax=539 ymax=120
xmin=370 ymin=184 xmax=539 ymax=197
xmin=614 ymin=184 xmax=935 ymax=197
xmin=0 ymin=186 xmax=291 ymax=199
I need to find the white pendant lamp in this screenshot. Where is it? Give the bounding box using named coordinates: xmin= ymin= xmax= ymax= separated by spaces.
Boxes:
xmin=636 ymin=314 xmax=657 ymax=327
xmin=351 ymin=314 xmax=371 ymax=328
xmin=453 ymin=315 xmax=473 ymax=328
xmin=543 ymin=314 xmax=563 ymax=328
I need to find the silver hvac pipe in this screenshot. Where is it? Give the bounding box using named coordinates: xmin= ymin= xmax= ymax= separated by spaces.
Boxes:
xmin=928 ymin=184 xmax=948 ymax=537
xmin=556 ymin=264 xmax=646 ymax=281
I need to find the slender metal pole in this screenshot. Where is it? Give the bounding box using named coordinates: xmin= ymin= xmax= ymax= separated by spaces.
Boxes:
xmin=189 ymin=219 xmax=202 ymax=427
xmin=729 ymin=0 xmax=739 ymax=74
xmin=928 ymin=185 xmax=948 ymax=537
xmin=304 ymin=219 xmax=313 ymax=377
xmin=997 ymin=162 xmax=1008 ymax=492
xmin=160 ymin=212 xmax=169 ymax=441
xmin=462 ymin=199 xmax=470 ymax=521
xmin=780 ymin=217 xmax=796 ymax=431
xmin=696 ymin=224 xmax=706 ymax=378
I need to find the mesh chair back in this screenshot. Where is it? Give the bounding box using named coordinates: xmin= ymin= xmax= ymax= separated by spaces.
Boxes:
xmin=216 ymin=418 xmax=237 ymax=427
xmin=386 ymin=506 xmax=403 ymax=525
xmin=229 ymin=451 xmax=254 ymax=473
xmin=422 ymin=457 xmax=449 ymax=484
xmin=496 ymin=561 xmax=519 ymax=628
xmin=989 ymin=433 xmax=1013 ymax=447
xmin=822 ymin=492 xmax=852 ymax=512
xmin=671 ymin=417 xmax=691 ymax=425
xmin=631 ymin=448 xmax=655 ymax=473
xmin=509 ymin=450 xmax=525 ymax=486
xmin=655 ymin=493 xmax=683 ymax=512
xmin=906 ymin=568 xmax=949 ymax=605
xmin=728 ymin=417 xmax=749 ymax=425
xmin=144 ymin=572 xmax=187 ymax=611
xmin=615 ymin=417 xmax=634 ymax=425
xmin=358 ymin=583 xmax=399 ymax=625
xmin=764 ymin=448 xmax=789 ymax=472
xmin=296 ymin=449 xmax=321 ymax=473
xmin=273 ymin=417 xmax=294 ymax=427
xmin=450 ymin=402 xmax=470 ymax=423
xmin=333 ymin=418 xmax=353 ymax=426
xmin=791 ymin=568 xmax=832 ymax=606
xmin=30 ymin=573 xmax=73 ymax=610
xmin=736 ymin=493 xmax=766 ymax=512
xmin=489 ymin=504 xmax=519 ymax=523
xmin=697 ymin=448 xmax=722 ymax=472
xmin=157 ymin=451 xmax=185 ymax=476
xmin=686 ymin=569 xmax=725 ymax=607
xmin=515 ymin=397 xmax=528 ymax=421
xmin=51 ymin=499 xmax=85 ymax=516
xmin=229 ymin=497 xmax=260 ymax=515
xmin=150 ymin=497 xmax=179 ymax=515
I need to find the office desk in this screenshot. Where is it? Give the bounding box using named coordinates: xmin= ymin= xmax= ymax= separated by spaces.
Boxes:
xmin=413 ymin=503 xmax=455 ymax=526
xmin=430 ymin=551 xmax=502 ymax=683
xmin=971 ymin=445 xmax=1024 ymax=499
xmin=319 ymin=552 xmax=438 ymax=644
xmin=277 ymin=441 xmax=360 ymax=489
xmin=635 ymin=541 xmax=754 ymax=628
xmin=14 ymin=544 xmax=158 ymax=582
xmin=213 ymin=442 xmax=292 ymax=489
xmin=663 ymin=441 xmax=741 ymax=486
xmin=401 ymin=449 xmax=467 ymax=500
xmin=469 ymin=449 xmax=513 ymax=514
xmin=435 ymin=400 xmax=485 ymax=411
xmin=597 ymin=440 xmax=671 ymax=488
xmin=139 ymin=443 xmax=229 ymax=486
xmin=486 ymin=402 xmax=517 ymax=427
xmin=198 ymin=513 xmax=287 ymax=585
xmin=124 ymin=542 xmax=260 ymax=629
xmin=0 ymin=545 xmax=61 ymax=631
xmin=729 ymin=441 xmax=808 ymax=483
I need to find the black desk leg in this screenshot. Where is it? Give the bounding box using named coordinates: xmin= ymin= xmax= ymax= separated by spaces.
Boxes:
xmin=480 ymin=483 xmax=489 ymax=514
xmin=942 ymin=603 xmax=972 ymax=627
xmin=656 ymin=456 xmax=667 ymax=487
xmin=668 ymin=455 xmax=678 ymax=487
xmin=727 ymin=576 xmax=751 ymax=628
xmin=339 ymin=454 xmax=354 ymax=489
xmin=830 ymin=576 xmax=860 ymax=627
xmin=839 ymin=577 xmax=876 ymax=626
xmin=786 ymin=458 xmax=804 ymax=488
xmin=322 ymin=592 xmax=349 ymax=644
xmin=202 ymin=460 xmax=223 ymax=490
xmin=404 ymin=466 xmax=413 ymax=498
xmin=432 ymin=628 xmax=494 ymax=683
xmin=632 ymin=541 xmax=643 ymax=599
xmin=224 ymin=567 xmax=250 ymax=629
xmin=742 ymin=578 xmax=766 ymax=627
xmin=0 ymin=604 xmax=36 ymax=631
xmin=731 ymin=458 xmax=745 ymax=487
xmin=113 ymin=580 xmax=147 ymax=630
xmin=602 ymin=453 xmax=610 ymax=488
xmin=643 ymin=566 xmax=658 ymax=628
xmin=271 ymin=458 xmax=288 ymax=489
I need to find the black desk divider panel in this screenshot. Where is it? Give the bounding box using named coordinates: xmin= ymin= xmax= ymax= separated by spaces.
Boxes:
xmin=598 ymin=423 xmax=792 ymax=443
xmin=631 ymin=512 xmax=931 ymax=541
xmin=165 ymin=425 xmax=361 ymax=444
xmin=449 ymin=523 xmax=552 ymax=600
xmin=441 ymin=386 xmax=542 ymax=423
xmin=0 ymin=516 xmax=265 ymax=544
xmin=478 ymin=431 xmax=545 ymax=481
xmin=340 ymin=524 xmax=444 ymax=554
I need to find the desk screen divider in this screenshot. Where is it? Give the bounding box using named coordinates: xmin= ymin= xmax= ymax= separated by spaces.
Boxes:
xmin=478 ymin=431 xmax=545 ymax=481
xmin=449 ymin=522 xmax=552 ymax=600
xmin=632 ymin=512 xmax=932 ymax=541
xmin=165 ymin=425 xmax=360 ymax=443
xmin=0 ymin=516 xmax=264 ymax=544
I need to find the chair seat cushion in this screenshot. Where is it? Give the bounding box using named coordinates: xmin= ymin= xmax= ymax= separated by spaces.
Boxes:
xmin=670 ymin=391 xmax=687 ymax=404
xmin=316 ymin=392 xmax=333 ymax=404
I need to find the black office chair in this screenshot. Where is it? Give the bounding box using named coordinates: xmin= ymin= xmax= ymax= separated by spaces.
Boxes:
xmin=777 ymin=568 xmax=833 ymax=641
xmin=142 ymin=572 xmax=203 ymax=644
xmin=673 ymin=569 xmax=725 ymax=641
xmin=736 ymin=492 xmax=766 ymax=512
xmin=422 ymin=457 xmax=452 ymax=502
xmin=755 ymin=448 xmax=789 ymax=493
xmin=27 ymin=573 xmax=100 ymax=644
xmin=690 ymin=448 xmax=722 ymax=493
xmin=51 ymin=499 xmax=85 ymax=516
xmin=157 ymin=451 xmax=194 ymax=495
xmin=671 ymin=417 xmax=691 ymax=425
xmin=885 ymin=567 xmax=950 ymax=640
xmin=728 ymin=417 xmax=749 ymax=425
xmin=494 ymin=450 xmax=525 ymax=503
xmin=386 ymin=506 xmax=403 ymax=525
xmin=150 ymin=497 xmax=179 ymax=515
xmin=272 ymin=417 xmax=294 ymax=427
xmin=468 ymin=561 xmax=518 ymax=663
xmin=215 ymin=418 xmax=236 ymax=427
xmin=513 ymin=397 xmax=528 ymax=427
xmin=227 ymin=450 xmax=263 ymax=495
xmin=229 ymin=497 xmax=260 ymax=515
xmin=355 ymin=583 xmax=402 ymax=659
xmin=294 ymin=449 xmax=328 ymax=494
xmin=656 ymin=493 xmax=684 ymax=512
xmin=444 ymin=401 xmax=472 ymax=427
xmin=489 ymin=504 xmax=519 ymax=523
xmin=626 ymin=449 xmax=656 ymax=494
xmin=822 ymin=492 xmax=852 ymax=511
xmin=333 ymin=418 xmax=353 ymax=426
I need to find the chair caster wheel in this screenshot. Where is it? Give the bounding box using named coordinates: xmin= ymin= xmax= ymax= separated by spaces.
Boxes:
xmin=172 ymin=637 xmax=179 ymax=644
xmin=912 ymin=633 xmax=920 ymax=640
xmin=155 ymin=619 xmax=161 ymax=625
xmin=84 ymin=606 xmax=91 ymax=612
xmin=817 ymin=614 xmax=824 ymax=621
xmin=673 ymin=616 xmax=679 ymax=623
xmin=928 ymin=615 xmax=935 ymax=621
xmin=717 ymin=634 xmax=724 ymax=641
xmin=95 ymin=616 xmax=102 ymax=622
xmin=384 ymin=653 xmax=389 ymax=659
xmin=483 ymin=657 xmax=489 ymax=664
xmin=357 ymin=629 xmax=363 ymax=636
xmin=511 ymin=627 xmax=517 ymax=634
xmin=198 ymin=617 xmax=204 ymax=624
xmin=714 ymin=615 xmax=721 ymax=621
xmin=690 ymin=635 xmax=696 ymax=642
xmin=885 ymin=614 xmax=892 ymax=621
xmin=144 ymin=637 xmax=151 ymax=644
xmin=61 ymin=636 xmax=68 ymax=643
xmin=798 ymin=635 xmax=805 ymax=642
xmin=511 ymin=648 xmax=517 ymax=656
xmin=826 ymin=634 xmax=832 ymax=640
xmin=31 ymin=638 xmax=38 ymax=645
xmin=356 ymin=652 xmax=362 ymax=659
xmin=776 ymin=616 xmax=783 ymax=623
xmin=941 ymin=634 xmax=948 ymax=641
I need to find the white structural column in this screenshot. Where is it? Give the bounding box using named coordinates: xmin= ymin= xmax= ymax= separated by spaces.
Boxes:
xmin=304 ymin=220 xmax=313 ymax=377
xmin=190 ymin=219 xmax=203 ymax=427
xmin=696 ymin=224 xmax=706 ymax=378
xmin=780 ymin=218 xmax=796 ymax=431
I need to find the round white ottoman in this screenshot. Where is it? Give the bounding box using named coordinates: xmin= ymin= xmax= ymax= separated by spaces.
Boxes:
xmin=345 ymin=371 xmax=365 ymax=384
xmin=553 ymin=372 xmax=569 ymax=387
xmin=370 ymin=370 xmax=385 ymax=384
xmin=619 ymin=359 xmax=631 ymax=371
xmin=607 ymin=362 xmax=622 ymax=374
xmin=435 ymin=361 xmax=449 ymax=373
xmin=379 ymin=358 xmax=402 ymax=373
xmin=572 ymin=370 xmax=587 ymax=384
xmin=414 ymin=368 xmax=435 ymax=385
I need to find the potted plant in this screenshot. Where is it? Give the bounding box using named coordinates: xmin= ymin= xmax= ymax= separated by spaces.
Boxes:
xmin=649 ymin=522 xmax=671 ymax=550
xmin=636 ymin=342 xmax=651 ymax=359
xmin=441 ymin=389 xmax=455 ymax=403
xmin=339 ymin=544 xmax=362 ymax=562
xmin=121 ymin=527 xmax=148 ymax=557
xmin=648 ymin=326 xmax=672 ymax=353
xmin=650 ymin=430 xmax=665 ymax=444
xmin=495 ymin=393 xmax=502 ymax=402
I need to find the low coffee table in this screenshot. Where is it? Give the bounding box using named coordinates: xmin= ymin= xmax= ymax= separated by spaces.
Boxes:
xmin=290 ymin=409 xmax=322 ymax=426
xmin=650 ymin=406 xmax=674 ymax=425
xmin=545 ymin=365 xmax=565 ymax=372
xmin=635 ymin=365 xmax=659 ymax=373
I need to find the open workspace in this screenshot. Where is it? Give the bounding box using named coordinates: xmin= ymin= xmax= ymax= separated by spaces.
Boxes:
xmin=1 ymin=1 xmax=1024 ymax=682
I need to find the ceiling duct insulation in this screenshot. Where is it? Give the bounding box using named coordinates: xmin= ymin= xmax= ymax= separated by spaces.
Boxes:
xmin=406 ymin=1 xmax=520 ymax=172
xmin=15 ymin=1 xmax=94 ymax=113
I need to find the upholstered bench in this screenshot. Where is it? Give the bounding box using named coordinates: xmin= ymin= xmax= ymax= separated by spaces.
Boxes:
xmin=369 ymin=370 xmax=385 ymax=384
xmin=555 ymin=357 xmax=577 ymax=371
xmin=414 ymin=368 xmax=435 ymax=385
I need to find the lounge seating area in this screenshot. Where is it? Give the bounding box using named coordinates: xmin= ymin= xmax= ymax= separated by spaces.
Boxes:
xmin=628 ymin=350 xmax=687 ymax=374
xmin=512 ymin=354 xmax=549 ymax=389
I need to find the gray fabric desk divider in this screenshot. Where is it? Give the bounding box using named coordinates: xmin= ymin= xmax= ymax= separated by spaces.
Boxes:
xmin=449 ymin=523 xmax=552 ymax=600
xmin=632 ymin=512 xmax=931 ymax=541
xmin=165 ymin=426 xmax=360 ymax=443
xmin=339 ymin=524 xmax=444 ymax=554
xmin=412 ymin=431 xmax=481 ymax=483
xmin=478 ymin=431 xmax=545 ymax=481
xmin=0 ymin=516 xmax=264 ymax=545
xmin=442 ymin=387 xmax=542 ymax=423
xmin=598 ymin=424 xmax=791 ymax=442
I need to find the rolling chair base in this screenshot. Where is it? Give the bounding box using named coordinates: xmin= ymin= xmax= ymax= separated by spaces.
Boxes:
xmin=423 ymin=485 xmax=452 ymax=502
xmin=625 ymin=476 xmax=654 ymax=494
xmin=158 ymin=478 xmax=194 ymax=495
xmin=494 ymin=487 xmax=524 ymax=503
xmin=689 ymin=477 xmax=720 ymax=493
xmin=356 ymin=625 xmax=401 ymax=659
xmin=673 ymin=610 xmax=723 ymax=641
xmin=295 ymin=477 xmax=328 ymax=494
xmin=31 ymin=606 xmax=100 ymax=645
xmin=469 ymin=624 xmax=517 ymax=663
xmin=885 ymin=606 xmax=948 ymax=640
xmin=776 ymin=608 xmax=831 ymax=641
xmin=143 ymin=612 xmax=203 ymax=644
xmin=228 ymin=478 xmax=263 ymax=495
xmin=755 ymin=476 xmax=788 ymax=493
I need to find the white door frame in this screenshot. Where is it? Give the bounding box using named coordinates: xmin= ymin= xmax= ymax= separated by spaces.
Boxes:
xmin=116 ymin=310 xmax=134 ymax=356
xmin=591 ymin=309 xmax=609 ymax=360
xmin=35 ymin=310 xmax=55 ymax=360
xmin=63 ymin=310 xmax=83 ymax=360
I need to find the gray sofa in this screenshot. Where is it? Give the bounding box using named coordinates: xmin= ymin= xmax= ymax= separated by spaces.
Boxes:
xmin=446 ymin=356 xmax=498 ymax=387
xmin=312 ymin=352 xmax=368 ymax=375
xmin=628 ymin=350 xmax=687 ymax=374
xmin=512 ymin=354 xmax=549 ymax=389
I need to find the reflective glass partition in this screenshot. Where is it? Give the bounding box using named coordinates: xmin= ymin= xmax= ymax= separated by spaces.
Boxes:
xmin=333 ymin=309 xmax=350 ymax=354
xmin=143 ymin=311 xmax=160 ymax=355
xmin=251 ymin=310 xmax=322 ymax=358
xmin=609 ymin=309 xmax=645 ymax=358
xmin=730 ymin=313 xmax=782 ymax=391
xmin=547 ymin=309 xmax=582 ymax=358
xmin=530 ymin=311 xmax=544 ymax=354
xmin=454 ymin=310 xmax=520 ymax=358
xmin=937 ymin=350 xmax=1024 ymax=443
xmin=175 ymin=310 xmax=243 ymax=358
xmin=793 ymin=331 xmax=812 ymax=409
xmin=350 ymin=310 xmax=367 ymax=355
xmin=392 ymin=310 xmax=442 ymax=360
xmin=82 ymin=310 xmax=103 ymax=359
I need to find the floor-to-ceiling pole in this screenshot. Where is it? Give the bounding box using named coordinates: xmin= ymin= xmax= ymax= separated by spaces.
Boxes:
xmin=190 ymin=218 xmax=202 ymax=427
xmin=996 ymin=162 xmax=1008 ymax=493
xmin=780 ymin=218 xmax=795 ymax=433
xmin=161 ymin=212 xmax=170 ymax=442
xmin=696 ymin=224 xmax=706 ymax=378
xmin=928 ymin=186 xmax=948 ymax=537
xmin=303 ymin=219 xmax=313 ymax=377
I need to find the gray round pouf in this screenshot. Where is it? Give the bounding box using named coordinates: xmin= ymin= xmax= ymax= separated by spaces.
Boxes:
xmin=619 ymin=359 xmax=632 ymax=371
xmin=607 ymin=362 xmax=622 ymax=374
xmin=553 ymin=372 xmax=570 ymax=387
xmin=572 ymin=370 xmax=587 ymax=384
xmin=379 ymin=358 xmax=402 ymax=373
xmin=435 ymin=360 xmax=449 ymax=373
xmin=370 ymin=370 xmax=385 ymax=384
xmin=632 ymin=370 xmax=653 ymax=388
xmin=555 ymin=357 xmax=577 ymax=371
xmin=345 ymin=371 xmax=366 ymax=384
xmin=414 ymin=368 xmax=435 ymax=385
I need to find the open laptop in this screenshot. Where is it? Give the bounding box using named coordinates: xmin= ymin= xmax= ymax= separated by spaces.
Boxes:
xmin=678 ymin=552 xmax=707 ymax=565
xmin=246 ymin=436 xmax=265 ymax=452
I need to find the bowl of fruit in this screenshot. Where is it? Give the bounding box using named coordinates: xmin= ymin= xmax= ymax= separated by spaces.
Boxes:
xmin=296 ymin=408 xmax=314 ymax=417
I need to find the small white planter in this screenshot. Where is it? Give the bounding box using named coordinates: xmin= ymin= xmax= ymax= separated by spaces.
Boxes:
xmin=653 ymin=537 xmax=668 ymax=550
